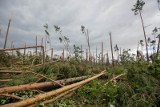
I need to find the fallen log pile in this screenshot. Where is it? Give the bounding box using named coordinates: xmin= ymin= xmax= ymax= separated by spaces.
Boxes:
xmin=0 ymin=76 xmax=88 ymax=94
xmin=1 ymin=71 xmax=105 ymax=107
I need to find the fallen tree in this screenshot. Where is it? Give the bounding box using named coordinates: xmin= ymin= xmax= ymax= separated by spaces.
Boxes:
xmin=0 ymin=79 xmax=12 ymax=83
xmin=0 ymin=76 xmax=88 ymax=94
xmin=1 ymin=71 xmax=105 ymax=107
xmin=0 ymin=70 xmax=30 ymax=73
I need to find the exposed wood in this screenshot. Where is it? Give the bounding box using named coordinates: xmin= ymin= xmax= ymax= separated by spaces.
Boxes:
xmin=4 ymin=17 xmax=12 ymax=49
xmin=1 ymin=71 xmax=105 ymax=107
xmin=0 ymin=76 xmax=88 ymax=94
xmin=0 ymin=79 xmax=12 ymax=82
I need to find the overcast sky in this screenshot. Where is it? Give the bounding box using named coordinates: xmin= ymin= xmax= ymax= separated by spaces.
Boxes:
xmin=0 ymin=0 xmax=159 ymax=56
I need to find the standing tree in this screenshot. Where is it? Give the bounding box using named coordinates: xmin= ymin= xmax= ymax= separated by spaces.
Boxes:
xmin=109 ymin=32 xmax=114 ymax=67
xmin=54 ymin=25 xmax=71 ymax=57
xmin=132 ymin=0 xmax=149 ymax=62
xmin=81 ymin=26 xmax=91 ymax=62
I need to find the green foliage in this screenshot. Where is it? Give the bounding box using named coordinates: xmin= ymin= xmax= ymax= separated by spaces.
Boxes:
xmin=73 ymin=45 xmax=83 ymax=62
xmin=0 ymin=51 xmax=12 ymax=67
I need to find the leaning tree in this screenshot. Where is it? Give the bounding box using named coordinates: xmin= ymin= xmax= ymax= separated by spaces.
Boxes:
xmin=132 ymin=0 xmax=149 ymax=62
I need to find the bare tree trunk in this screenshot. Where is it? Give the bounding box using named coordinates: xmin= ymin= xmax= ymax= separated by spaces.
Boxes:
xmin=109 ymin=32 xmax=114 ymax=67
xmin=139 ymin=10 xmax=149 ymax=62
xmin=36 ymin=35 xmax=38 ymax=56
xmin=62 ymin=49 xmax=64 ymax=61
xmin=4 ymin=17 xmax=12 ymax=49
xmin=86 ymin=49 xmax=88 ymax=62
xmin=157 ymin=36 xmax=160 ymax=57
xmin=96 ymin=47 xmax=97 ymax=64
xmin=86 ymin=30 xmax=91 ymax=62
xmin=99 ymin=53 xmax=101 ymax=64
xmin=51 ymin=48 xmax=53 ymax=60
xmin=101 ymin=42 xmax=104 ymax=65
xmin=81 ymin=45 xmax=83 ymax=61
xmin=23 ymin=43 xmax=26 ymax=64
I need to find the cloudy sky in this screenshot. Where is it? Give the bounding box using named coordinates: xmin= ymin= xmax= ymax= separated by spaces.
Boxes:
xmin=0 ymin=0 xmax=159 ymax=56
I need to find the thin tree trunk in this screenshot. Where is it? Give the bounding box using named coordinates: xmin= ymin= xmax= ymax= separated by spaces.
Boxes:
xmin=36 ymin=35 xmax=38 ymax=56
xmin=51 ymin=48 xmax=53 ymax=60
xmin=96 ymin=47 xmax=97 ymax=64
xmin=86 ymin=49 xmax=88 ymax=62
xmin=139 ymin=10 xmax=149 ymax=62
xmin=157 ymin=36 xmax=160 ymax=57
xmin=101 ymin=41 xmax=103 ymax=64
xmin=4 ymin=17 xmax=12 ymax=49
xmin=86 ymin=30 xmax=91 ymax=62
xmin=23 ymin=43 xmax=26 ymax=64
xmin=81 ymin=45 xmax=83 ymax=61
xmin=109 ymin=32 xmax=114 ymax=67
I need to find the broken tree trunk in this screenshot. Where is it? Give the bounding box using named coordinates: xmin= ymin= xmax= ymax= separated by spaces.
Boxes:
xmin=0 ymin=70 xmax=30 ymax=73
xmin=4 ymin=17 xmax=12 ymax=49
xmin=0 ymin=79 xmax=12 ymax=83
xmin=1 ymin=71 xmax=105 ymax=107
xmin=0 ymin=76 xmax=88 ymax=94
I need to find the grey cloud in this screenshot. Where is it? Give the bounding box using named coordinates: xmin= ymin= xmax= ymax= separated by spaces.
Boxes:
xmin=0 ymin=0 xmax=159 ymax=57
